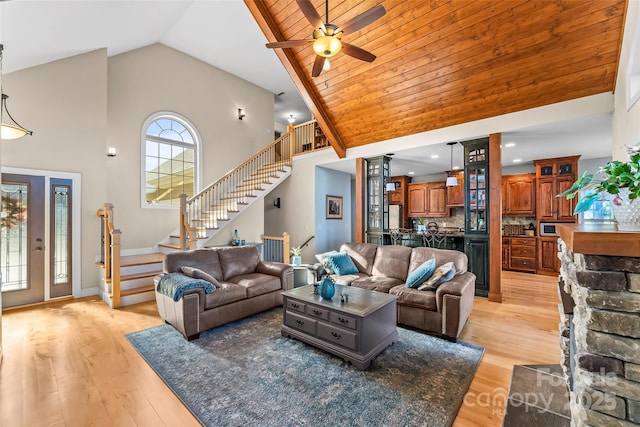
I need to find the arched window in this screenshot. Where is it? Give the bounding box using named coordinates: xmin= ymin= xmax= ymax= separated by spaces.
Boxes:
xmin=142 ymin=112 xmax=201 ymax=207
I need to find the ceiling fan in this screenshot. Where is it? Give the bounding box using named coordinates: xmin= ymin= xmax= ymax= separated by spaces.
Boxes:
xmin=266 ymin=0 xmax=386 ymax=77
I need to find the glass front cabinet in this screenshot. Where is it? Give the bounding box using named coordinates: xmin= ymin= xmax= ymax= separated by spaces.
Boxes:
xmin=462 ymin=138 xmax=490 ymax=296
xmin=366 ymin=156 xmax=390 ymax=245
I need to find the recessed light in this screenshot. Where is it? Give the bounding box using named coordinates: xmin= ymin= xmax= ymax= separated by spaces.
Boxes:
xmin=430 ymin=154 xmax=439 ymax=159
xmin=408 ymin=171 xmax=415 ymax=175
xmin=452 ymin=166 xmax=461 ymax=170
xmin=505 ymin=143 xmax=516 ymax=148
xmin=385 ymin=152 xmax=395 ymax=156
xmin=513 ymin=158 xmax=522 ymax=163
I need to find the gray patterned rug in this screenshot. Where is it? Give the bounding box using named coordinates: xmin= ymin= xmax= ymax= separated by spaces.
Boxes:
xmin=126 ymin=308 xmax=483 ymax=427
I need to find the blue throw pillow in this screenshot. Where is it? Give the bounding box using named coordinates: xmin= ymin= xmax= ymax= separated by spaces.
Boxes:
xmin=325 ymin=252 xmax=359 ymax=276
xmin=406 ymin=258 xmax=436 ymax=288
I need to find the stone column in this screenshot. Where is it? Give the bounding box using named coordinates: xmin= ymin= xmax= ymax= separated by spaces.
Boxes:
xmin=559 ymin=238 xmax=640 ymax=426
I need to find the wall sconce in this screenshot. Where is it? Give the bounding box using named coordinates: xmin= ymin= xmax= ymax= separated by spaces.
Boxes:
xmin=273 ymin=197 xmax=281 ymax=208
xmin=107 ymin=147 xmax=117 ymax=157
xmin=287 ymin=114 xmax=295 ymax=124
xmin=238 ymin=108 xmax=246 ymax=120
xmin=1 ymin=93 xmax=33 ymax=140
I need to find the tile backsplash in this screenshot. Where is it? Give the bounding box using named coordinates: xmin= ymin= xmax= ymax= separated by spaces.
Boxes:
xmin=411 ymin=207 xmax=465 ymax=229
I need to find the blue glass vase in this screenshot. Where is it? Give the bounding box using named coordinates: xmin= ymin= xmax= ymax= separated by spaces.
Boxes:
xmin=319 ymin=277 xmax=335 ymax=300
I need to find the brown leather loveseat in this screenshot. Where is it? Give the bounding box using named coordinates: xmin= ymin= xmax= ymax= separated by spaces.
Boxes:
xmin=155 ymin=245 xmax=293 ymax=340
xmin=328 ymin=242 xmax=476 ymax=340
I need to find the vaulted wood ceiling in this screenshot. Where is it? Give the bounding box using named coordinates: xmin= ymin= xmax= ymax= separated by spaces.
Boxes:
xmin=246 ymin=0 xmax=627 ymax=158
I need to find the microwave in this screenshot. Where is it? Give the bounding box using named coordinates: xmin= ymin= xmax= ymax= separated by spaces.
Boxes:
xmin=539 ymin=223 xmax=558 ymax=237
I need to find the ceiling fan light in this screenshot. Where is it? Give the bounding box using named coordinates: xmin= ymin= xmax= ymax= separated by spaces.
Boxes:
xmin=313 ymin=35 xmax=342 ymax=57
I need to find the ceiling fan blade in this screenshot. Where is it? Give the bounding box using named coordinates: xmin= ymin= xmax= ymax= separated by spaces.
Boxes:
xmin=266 ymin=39 xmax=313 ymax=49
xmin=342 ymin=43 xmax=377 ymax=62
xmin=296 ymin=0 xmax=326 ymax=33
xmin=312 ymin=55 xmax=326 ymax=77
xmin=339 ymin=5 xmax=386 ymax=35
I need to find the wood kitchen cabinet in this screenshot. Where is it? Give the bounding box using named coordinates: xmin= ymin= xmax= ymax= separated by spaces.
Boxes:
xmin=502 ymin=238 xmax=510 ymax=270
xmin=503 ymin=174 xmax=536 ymax=216
xmin=537 ymin=237 xmax=559 ymax=275
xmin=534 ymin=156 xmax=580 ymax=222
xmin=502 ymin=237 xmax=537 ymax=273
xmin=446 ymin=170 xmax=464 ymax=207
xmin=407 ymin=181 xmax=449 ymax=218
xmin=388 ymin=175 xmax=411 ymax=229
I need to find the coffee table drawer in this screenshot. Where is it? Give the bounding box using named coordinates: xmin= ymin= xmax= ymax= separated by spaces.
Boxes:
xmin=330 ymin=312 xmax=357 ymax=330
xmin=306 ymin=304 xmax=329 ymax=320
xmin=317 ymin=322 xmax=357 ymax=350
xmin=286 ymin=299 xmax=306 ymax=313
xmin=285 ymin=312 xmax=316 ymax=335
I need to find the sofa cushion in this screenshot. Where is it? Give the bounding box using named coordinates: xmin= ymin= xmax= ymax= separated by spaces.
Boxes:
xmin=405 ymin=258 xmax=436 ymax=288
xmin=331 ymin=273 xmax=368 ymax=286
xmin=340 ymin=243 xmax=379 ymax=275
xmin=418 ymin=262 xmax=456 ymax=291
xmin=324 ymin=252 xmax=359 ymax=275
xmin=371 ymin=245 xmax=412 ymax=281
xmin=409 ymin=247 xmax=468 ymax=275
xmin=204 ymin=282 xmax=247 ymax=310
xmin=315 ymin=250 xmax=338 ymax=274
xmin=350 ymin=276 xmax=403 ymax=293
xmin=227 ymin=273 xmax=281 ymax=298
xmin=218 ymin=246 xmax=261 ymax=280
xmin=164 ymin=248 xmax=224 ymax=281
xmin=181 ymin=266 xmax=220 ymax=286
xmin=389 ymin=285 xmax=437 ymax=311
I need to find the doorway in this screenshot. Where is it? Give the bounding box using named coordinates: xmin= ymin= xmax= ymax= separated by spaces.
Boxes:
xmin=1 ymin=173 xmax=75 ymax=308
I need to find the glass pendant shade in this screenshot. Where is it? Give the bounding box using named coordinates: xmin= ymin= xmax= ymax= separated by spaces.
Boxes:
xmin=1 ymin=123 xmax=30 ymax=139
xmin=446 ymin=176 xmax=459 ymax=187
xmin=313 ymin=36 xmax=342 ymax=57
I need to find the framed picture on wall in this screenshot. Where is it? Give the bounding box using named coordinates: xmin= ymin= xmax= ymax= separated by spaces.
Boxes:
xmin=326 ymin=195 xmax=343 ymax=219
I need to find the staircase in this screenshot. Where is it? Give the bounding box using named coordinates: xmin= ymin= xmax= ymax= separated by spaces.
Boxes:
xmin=96 ymin=120 xmax=327 ymax=308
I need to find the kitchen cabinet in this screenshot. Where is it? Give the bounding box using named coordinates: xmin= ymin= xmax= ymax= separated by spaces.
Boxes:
xmin=502 ymin=238 xmax=510 ymax=270
xmin=465 ymin=236 xmax=489 ymax=296
xmin=503 ymin=174 xmax=536 ymax=216
xmin=537 ymin=237 xmax=559 ymax=275
xmin=508 ymin=237 xmax=536 ymax=272
xmin=534 ymin=156 xmax=580 ymax=222
xmin=446 ymin=170 xmax=464 ymax=207
xmin=366 ymin=156 xmax=390 ymax=244
xmin=407 ymin=182 xmax=449 ymax=218
xmin=388 ymin=176 xmax=411 ymax=229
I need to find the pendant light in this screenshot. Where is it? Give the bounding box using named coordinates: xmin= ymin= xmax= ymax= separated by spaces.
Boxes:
xmin=445 ymin=141 xmax=459 ymax=187
xmin=0 ymin=45 xmax=33 ymax=140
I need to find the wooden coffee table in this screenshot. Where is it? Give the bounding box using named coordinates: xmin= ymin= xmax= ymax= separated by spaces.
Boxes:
xmin=281 ymin=283 xmax=397 ymax=370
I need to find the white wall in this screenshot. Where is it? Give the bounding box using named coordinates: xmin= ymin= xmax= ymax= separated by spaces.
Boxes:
xmin=3 ymin=49 xmax=108 ymax=290
xmin=107 ymin=43 xmax=274 ymax=250
xmin=613 ymin=0 xmax=640 ymax=160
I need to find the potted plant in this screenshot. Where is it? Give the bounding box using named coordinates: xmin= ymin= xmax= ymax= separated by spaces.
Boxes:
xmin=416 ymin=218 xmax=427 ymax=233
xmin=290 ymin=246 xmax=303 ymax=266
xmin=558 ymin=145 xmax=640 ymax=231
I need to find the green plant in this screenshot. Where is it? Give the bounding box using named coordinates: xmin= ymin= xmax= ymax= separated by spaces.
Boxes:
xmin=558 ymin=145 xmax=640 ymax=214
xmin=290 ymin=246 xmax=303 ymax=256
xmin=417 ymin=218 xmax=426 ymax=226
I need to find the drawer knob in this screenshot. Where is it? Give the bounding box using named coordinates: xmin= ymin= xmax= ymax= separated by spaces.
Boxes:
xmin=338 ymin=317 xmax=349 ymax=324
xmin=331 ymin=332 xmax=342 ymax=339
xmin=296 ymin=320 xmax=304 ymax=326
xmin=292 ymin=303 xmax=299 ymax=308
xmin=313 ymin=309 xmax=321 ymax=315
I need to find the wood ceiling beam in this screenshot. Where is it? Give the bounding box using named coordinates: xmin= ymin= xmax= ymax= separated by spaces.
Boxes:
xmin=244 ymin=0 xmax=347 ymax=159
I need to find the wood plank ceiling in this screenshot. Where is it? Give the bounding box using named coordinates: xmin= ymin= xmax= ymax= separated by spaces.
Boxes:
xmin=247 ymin=0 xmax=627 ymax=158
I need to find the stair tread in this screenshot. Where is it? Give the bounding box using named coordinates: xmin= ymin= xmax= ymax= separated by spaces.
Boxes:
xmin=158 ymin=243 xmax=181 ymax=249
xmin=120 ymin=253 xmax=165 ymax=267
xmin=120 ymin=285 xmax=156 ymax=297
xmin=120 ymin=270 xmax=163 ymax=281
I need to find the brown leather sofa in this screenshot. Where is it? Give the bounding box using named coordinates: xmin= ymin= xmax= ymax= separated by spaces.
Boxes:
xmin=155 ymin=245 xmax=293 ymax=340
xmin=330 ymin=243 xmax=476 ymax=340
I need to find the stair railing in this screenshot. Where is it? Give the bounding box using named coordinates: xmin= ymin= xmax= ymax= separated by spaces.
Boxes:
xmin=179 ymin=133 xmax=292 ymax=250
xmin=96 ymin=203 xmax=122 ymax=308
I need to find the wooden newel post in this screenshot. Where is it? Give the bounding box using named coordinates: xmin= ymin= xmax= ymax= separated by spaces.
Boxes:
xmin=179 ymin=194 xmax=188 ymax=250
xmin=102 ymin=203 xmax=114 ymax=277
xmin=282 ymin=232 xmax=291 ymax=264
xmin=111 ymin=229 xmax=121 ymax=309
xmin=288 ymin=122 xmax=295 ymax=159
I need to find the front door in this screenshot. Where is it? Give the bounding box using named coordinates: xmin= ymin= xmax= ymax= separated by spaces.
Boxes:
xmin=1 ymin=174 xmax=46 ymax=307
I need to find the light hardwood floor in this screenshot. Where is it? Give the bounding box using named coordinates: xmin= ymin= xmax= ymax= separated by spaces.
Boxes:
xmin=0 ymin=271 xmax=560 ymax=426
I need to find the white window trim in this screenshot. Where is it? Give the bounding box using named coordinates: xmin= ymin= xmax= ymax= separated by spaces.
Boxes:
xmin=626 ymin=3 xmax=640 ymax=111
xmin=140 ymin=111 xmax=203 ymax=209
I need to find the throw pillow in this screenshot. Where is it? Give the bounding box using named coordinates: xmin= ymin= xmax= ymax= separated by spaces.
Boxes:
xmin=181 ymin=266 xmax=220 ymax=286
xmin=324 ymin=252 xmax=359 ymax=276
xmin=315 ymin=250 xmax=338 ymax=275
xmin=405 ymin=258 xmax=436 ymax=288
xmin=418 ymin=262 xmax=456 ymax=291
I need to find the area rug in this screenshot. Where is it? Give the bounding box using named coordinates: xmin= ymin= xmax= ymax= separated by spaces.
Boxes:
xmin=126 ymin=308 xmax=484 ymax=427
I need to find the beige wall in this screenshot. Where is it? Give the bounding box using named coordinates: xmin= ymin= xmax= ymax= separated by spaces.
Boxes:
xmin=2 ymin=49 xmax=109 ymax=290
xmin=613 ymin=0 xmax=640 ymax=160
xmin=107 ymin=43 xmax=274 ymax=249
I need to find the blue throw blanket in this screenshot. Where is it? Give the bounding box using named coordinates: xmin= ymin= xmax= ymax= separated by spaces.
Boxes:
xmin=157 ymin=272 xmax=216 ymax=302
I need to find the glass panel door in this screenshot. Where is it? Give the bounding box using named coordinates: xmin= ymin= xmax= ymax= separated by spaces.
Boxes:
xmin=50 ymin=178 xmax=72 ymax=298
